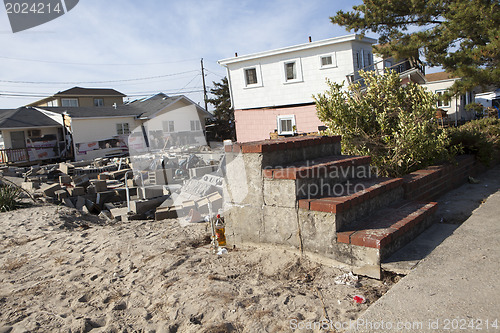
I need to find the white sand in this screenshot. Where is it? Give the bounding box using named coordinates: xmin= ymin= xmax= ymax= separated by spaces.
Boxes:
xmin=0 ymin=204 xmax=392 ymax=332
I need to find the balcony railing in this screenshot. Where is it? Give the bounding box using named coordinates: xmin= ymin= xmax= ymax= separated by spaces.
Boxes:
xmin=0 ymin=148 xmax=30 ymax=164
xmin=347 ymin=58 xmax=426 ymax=87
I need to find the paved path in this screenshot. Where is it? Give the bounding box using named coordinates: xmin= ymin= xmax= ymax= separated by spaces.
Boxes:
xmin=349 ymin=189 xmax=500 ymax=333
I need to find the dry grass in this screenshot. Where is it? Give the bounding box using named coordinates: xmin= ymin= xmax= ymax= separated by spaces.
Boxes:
xmin=2 ymin=257 xmax=28 ymax=271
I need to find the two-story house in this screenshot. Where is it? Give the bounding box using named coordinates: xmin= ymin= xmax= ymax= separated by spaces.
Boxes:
xmin=219 ymin=34 xmax=428 ymax=143
xmin=28 ymin=87 xmax=126 ymax=108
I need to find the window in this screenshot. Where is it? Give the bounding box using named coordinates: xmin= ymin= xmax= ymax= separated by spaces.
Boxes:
xmin=116 ymin=123 xmax=130 ymax=135
xmin=94 ymin=98 xmax=104 ymax=107
xmin=436 ymin=91 xmax=450 ymax=108
xmin=466 ymin=91 xmax=475 ymax=105
xmin=245 ymin=68 xmax=258 ymax=85
xmin=47 ymin=99 xmax=59 ymax=107
xmin=27 ymin=129 xmax=42 ymax=138
xmin=190 ymin=120 xmax=201 ymax=131
xmin=61 ymin=98 xmax=79 ymax=107
xmin=285 ymin=62 xmax=296 ymax=80
xmin=162 ymin=120 xmax=175 ymax=133
xmin=281 ymin=58 xmax=303 ymax=83
xmin=364 ymin=52 xmax=373 ymax=67
xmin=320 ymin=53 xmax=337 ymax=69
xmin=277 ymin=115 xmax=296 ymax=135
xmin=355 ymin=51 xmax=361 ymax=69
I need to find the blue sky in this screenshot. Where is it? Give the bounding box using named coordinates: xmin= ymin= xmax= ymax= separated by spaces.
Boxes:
xmin=0 ymin=0 xmax=364 ymax=109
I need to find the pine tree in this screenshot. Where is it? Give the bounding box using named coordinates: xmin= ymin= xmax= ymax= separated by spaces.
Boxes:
xmin=206 ymin=77 xmax=235 ymax=140
xmin=331 ymin=0 xmax=500 ymax=94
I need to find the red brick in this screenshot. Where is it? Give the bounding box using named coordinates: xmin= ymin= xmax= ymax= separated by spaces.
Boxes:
xmin=337 ymin=231 xmax=352 ymax=244
xmin=224 ymin=145 xmax=232 ymax=153
xmin=273 ymin=168 xmax=298 ymax=180
xmin=241 ymin=144 xmax=262 ymax=153
xmin=262 ymin=169 xmax=274 ymax=179
xmin=298 ymin=199 xmax=312 ymax=210
xmin=310 ymin=198 xmax=344 ymax=213
xmin=350 ymin=231 xmax=381 ymax=248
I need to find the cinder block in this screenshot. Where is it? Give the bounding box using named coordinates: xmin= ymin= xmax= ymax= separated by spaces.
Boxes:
xmin=59 ymin=163 xmax=74 ymax=175
xmin=59 ymin=175 xmax=72 ymax=185
xmin=54 ymin=189 xmax=69 ymax=201
xmin=138 ymin=186 xmax=166 ymax=199
xmin=155 ymin=205 xmax=183 ymax=220
xmin=129 ymin=196 xmax=168 ymax=215
xmin=90 ymin=180 xmax=107 ymax=193
xmin=22 ymin=181 xmax=39 ymax=191
xmin=42 ymin=183 xmax=62 ymax=197
xmin=67 ymin=186 xmax=85 ymax=197
xmin=72 ymin=175 xmax=90 ymax=188
xmin=76 ymin=196 xmax=86 ymax=211
xmin=188 ymin=165 xmax=216 ymax=179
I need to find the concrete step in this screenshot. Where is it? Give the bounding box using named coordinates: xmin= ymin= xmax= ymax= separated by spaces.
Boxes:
xmin=335 ymin=200 xmax=438 ymax=278
xmin=298 ymin=177 xmax=404 ymax=230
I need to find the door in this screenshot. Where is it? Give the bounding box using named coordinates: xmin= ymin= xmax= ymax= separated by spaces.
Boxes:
xmin=10 ymin=131 xmax=26 ymax=149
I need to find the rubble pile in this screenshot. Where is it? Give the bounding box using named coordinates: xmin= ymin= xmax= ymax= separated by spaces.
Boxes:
xmin=1 ymin=149 xmax=225 ymax=225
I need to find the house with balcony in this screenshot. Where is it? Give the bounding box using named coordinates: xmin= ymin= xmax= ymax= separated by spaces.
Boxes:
xmin=218 ymin=34 xmax=426 ymax=142
xmin=28 ymin=87 xmax=126 ymax=108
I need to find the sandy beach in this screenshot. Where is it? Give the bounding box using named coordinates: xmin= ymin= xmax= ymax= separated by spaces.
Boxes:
xmin=0 ymin=203 xmax=393 ymax=333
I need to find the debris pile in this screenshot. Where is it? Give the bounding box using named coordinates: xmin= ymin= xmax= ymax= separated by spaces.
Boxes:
xmin=1 ymin=148 xmax=225 ymax=225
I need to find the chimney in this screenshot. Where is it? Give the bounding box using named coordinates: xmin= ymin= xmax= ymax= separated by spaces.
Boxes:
xmin=235 ymin=52 xmax=238 ymax=57
xmin=309 ymin=36 xmax=312 ymax=43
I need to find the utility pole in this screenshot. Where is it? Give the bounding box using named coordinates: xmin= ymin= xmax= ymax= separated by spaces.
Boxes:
xmin=201 ymin=58 xmax=208 ymax=112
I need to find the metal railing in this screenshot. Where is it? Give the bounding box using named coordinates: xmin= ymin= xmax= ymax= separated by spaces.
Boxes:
xmin=347 ymin=58 xmax=425 ymax=87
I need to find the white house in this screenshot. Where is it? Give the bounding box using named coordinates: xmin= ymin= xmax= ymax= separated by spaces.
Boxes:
xmin=218 ymin=34 xmax=427 ymax=142
xmin=39 ymin=93 xmax=212 ymax=161
xmin=421 ymin=72 xmax=476 ymax=124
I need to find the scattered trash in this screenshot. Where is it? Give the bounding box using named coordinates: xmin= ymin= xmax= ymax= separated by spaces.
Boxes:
xmin=217 ymin=248 xmax=228 ymax=255
xmin=468 ymin=176 xmax=480 ymax=184
xmin=353 ymin=295 xmax=366 ymax=304
xmin=334 ymin=272 xmax=358 ymax=286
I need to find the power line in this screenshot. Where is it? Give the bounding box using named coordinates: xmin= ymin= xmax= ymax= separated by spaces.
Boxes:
xmin=0 ymin=55 xmax=201 ymax=66
xmin=0 ymin=70 xmax=201 ymax=85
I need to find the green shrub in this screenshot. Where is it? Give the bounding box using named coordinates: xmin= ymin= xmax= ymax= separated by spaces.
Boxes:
xmin=0 ymin=184 xmax=22 ymax=212
xmin=446 ymin=118 xmax=500 ymax=165
xmin=315 ymin=70 xmax=453 ymax=177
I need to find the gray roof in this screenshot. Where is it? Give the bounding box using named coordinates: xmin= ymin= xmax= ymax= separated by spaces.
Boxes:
xmin=128 ymin=93 xmax=213 ymax=119
xmin=0 ymin=107 xmax=61 ymax=129
xmin=40 ymin=105 xmax=143 ymax=118
xmin=54 ymin=86 xmax=126 ymax=97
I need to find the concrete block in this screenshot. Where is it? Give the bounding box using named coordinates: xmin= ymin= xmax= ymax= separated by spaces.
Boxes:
xmin=98 ymin=173 xmax=110 ymax=180
xmin=63 ymin=198 xmax=75 ymax=208
xmin=22 ymin=181 xmax=39 ymax=191
xmin=138 ymin=186 xmax=166 ymax=200
xmin=110 ymin=207 xmax=129 ymax=220
xmin=55 ymin=189 xmax=69 ymax=201
xmin=67 ymin=186 xmax=85 ymax=197
xmin=59 ymin=175 xmax=72 ymax=185
xmin=298 ymin=210 xmax=337 ymax=255
xmin=263 ymin=179 xmax=296 ymax=208
xmin=90 ymin=180 xmax=107 ymax=193
xmin=72 ymin=175 xmax=90 ymax=188
xmin=126 ymin=178 xmax=136 ymax=187
xmin=76 ymin=196 xmax=86 ymax=211
xmin=262 ymin=205 xmax=300 ymax=249
xmin=96 ymin=190 xmax=122 ymax=207
xmin=59 ymin=163 xmax=74 ymax=175
xmin=129 ymin=195 xmax=169 ymax=215
xmin=155 ymin=205 xmax=182 ymax=220
xmin=189 ymin=165 xmax=216 ymax=179
xmin=42 ymin=183 xmax=62 ymax=197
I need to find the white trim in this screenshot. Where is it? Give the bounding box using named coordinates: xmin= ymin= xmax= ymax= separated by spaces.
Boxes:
xmin=277 ymin=115 xmax=296 ymax=135
xmin=436 ymin=90 xmax=451 ymax=108
xmin=319 ymin=53 xmax=337 ymax=69
xmin=281 ymin=58 xmax=303 ymax=84
xmin=243 ymin=64 xmax=263 ymax=89
xmin=218 ymin=34 xmax=377 ymax=66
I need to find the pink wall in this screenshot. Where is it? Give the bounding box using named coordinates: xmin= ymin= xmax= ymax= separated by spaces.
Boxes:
xmin=234 ymin=104 xmax=325 ymax=142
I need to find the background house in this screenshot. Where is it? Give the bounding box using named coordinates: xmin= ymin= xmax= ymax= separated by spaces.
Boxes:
xmin=421 ymin=72 xmax=476 ymax=125
xmin=127 ymin=93 xmax=214 ymax=154
xmin=0 ymin=107 xmax=66 ymax=164
xmin=28 ymin=87 xmax=126 ymax=108
xmin=219 ymin=34 xmax=425 ymax=142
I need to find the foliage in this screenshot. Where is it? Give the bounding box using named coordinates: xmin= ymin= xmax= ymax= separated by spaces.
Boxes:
xmin=314 ymin=70 xmax=452 ymax=177
xmin=447 ymin=118 xmax=500 ymax=165
xmin=206 ymin=77 xmax=235 ymax=141
xmin=331 ymin=0 xmax=500 ymax=95
xmin=465 ymin=102 xmax=484 ymax=114
xmin=0 ymin=183 xmax=22 ymax=212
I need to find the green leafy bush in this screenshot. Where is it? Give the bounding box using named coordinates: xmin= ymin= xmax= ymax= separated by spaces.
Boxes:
xmin=446 ymin=118 xmax=500 ymax=165
xmin=315 ymin=70 xmax=452 ymax=177
xmin=0 ymin=184 xmax=22 ymax=212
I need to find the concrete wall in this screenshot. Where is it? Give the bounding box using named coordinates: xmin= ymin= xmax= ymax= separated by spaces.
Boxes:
xmin=234 ymin=104 xmax=324 ymax=142
xmin=224 ymin=38 xmax=373 ymax=110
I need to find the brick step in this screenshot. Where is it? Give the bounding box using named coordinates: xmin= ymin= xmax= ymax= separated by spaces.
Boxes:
xmin=334 ymin=200 xmax=438 ymax=278
xmin=263 ymin=155 xmax=372 ymax=180
xmin=298 ymin=177 xmax=404 ymax=230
